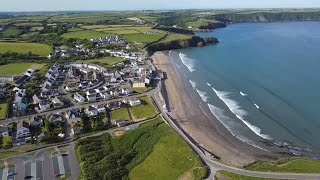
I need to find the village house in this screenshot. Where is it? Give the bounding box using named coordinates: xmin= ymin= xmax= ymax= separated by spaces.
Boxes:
xmin=74 ymin=92 xmax=86 ymax=103
xmin=16 ymin=121 xmax=30 ymax=139
xmin=30 ymin=116 xmax=43 ymax=127
xmin=39 ymin=100 xmax=51 ymax=111
xmin=65 ymin=109 xmax=81 ymax=119
xmin=65 ymin=83 xmax=79 ymax=91
xmin=93 ymin=104 xmax=106 ymax=113
xmin=129 ymin=99 xmax=142 ymax=107
xmin=47 ymin=113 xmax=63 ymax=123
xmin=87 ymin=106 xmax=98 ymax=116
xmin=52 ymin=97 xmax=64 ymax=108
xmin=132 ymin=81 xmax=146 ymax=88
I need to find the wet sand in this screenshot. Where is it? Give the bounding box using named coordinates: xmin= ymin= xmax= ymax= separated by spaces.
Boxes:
xmin=152 ymin=51 xmax=271 ymax=166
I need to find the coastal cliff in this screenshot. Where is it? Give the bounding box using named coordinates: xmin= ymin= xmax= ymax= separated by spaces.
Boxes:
xmin=146 ymin=36 xmax=219 ymax=53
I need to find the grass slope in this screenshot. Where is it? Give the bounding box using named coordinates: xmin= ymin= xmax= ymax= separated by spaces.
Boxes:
xmin=0 ymin=26 xmax=23 ymax=37
xmin=129 ymin=124 xmax=207 ymax=180
xmin=161 ymin=33 xmax=193 ymax=43
xmin=124 ymin=33 xmax=166 ymax=43
xmin=129 ymin=96 xmax=159 ymax=122
xmin=0 ymin=42 xmax=52 ymax=56
xmin=245 ymin=158 xmax=320 ymax=173
xmin=77 ymin=56 xmax=124 ymax=68
xmin=0 ymin=63 xmax=47 ymax=76
xmin=76 ymin=118 xmax=207 ymax=179
xmin=0 ymin=103 xmax=8 ymax=120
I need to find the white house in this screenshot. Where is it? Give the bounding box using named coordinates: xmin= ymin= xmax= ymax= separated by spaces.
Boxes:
xmin=94 ymin=104 xmax=106 ymax=113
xmin=65 ymin=83 xmax=79 ymax=91
xmin=74 ymin=93 xmax=85 ymax=103
xmin=87 ymin=106 xmax=98 ymax=116
xmin=129 ymin=99 xmax=141 ymax=107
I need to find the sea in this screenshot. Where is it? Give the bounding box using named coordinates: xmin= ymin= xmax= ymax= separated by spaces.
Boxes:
xmin=169 ymin=21 xmax=320 ymax=158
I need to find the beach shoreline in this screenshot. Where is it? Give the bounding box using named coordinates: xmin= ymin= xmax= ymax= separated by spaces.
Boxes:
xmin=152 ymin=51 xmax=273 ymax=166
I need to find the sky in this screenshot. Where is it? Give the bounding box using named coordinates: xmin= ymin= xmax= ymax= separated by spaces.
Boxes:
xmin=1 ymin=0 xmax=320 ymax=12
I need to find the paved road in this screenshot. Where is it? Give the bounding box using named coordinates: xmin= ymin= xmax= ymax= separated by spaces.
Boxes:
xmin=0 ymin=90 xmax=154 ymax=126
xmin=151 ymin=81 xmax=320 ymax=180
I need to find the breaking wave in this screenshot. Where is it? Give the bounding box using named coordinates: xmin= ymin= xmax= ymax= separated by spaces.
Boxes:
xmin=207 ymin=82 xmax=212 ymax=87
xmin=207 ymin=104 xmax=269 ymax=151
xmin=254 ymin=103 xmax=260 ymax=109
xmin=211 ymin=86 xmax=272 ymax=140
xmin=240 ymin=91 xmax=247 ymax=96
xmin=196 ymin=89 xmax=209 ymax=102
xmin=179 ymin=53 xmax=195 ymax=72
xmin=189 ymin=80 xmax=196 ymax=89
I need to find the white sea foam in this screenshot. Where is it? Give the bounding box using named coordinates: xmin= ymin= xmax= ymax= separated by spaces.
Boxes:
xmin=207 ymin=82 xmax=212 ymax=87
xmin=211 ymin=86 xmax=272 ymax=140
xmin=189 ymin=80 xmax=196 ymax=89
xmin=240 ymin=91 xmax=247 ymax=96
xmin=207 ymin=104 xmax=270 ymax=152
xmin=196 ymin=89 xmax=209 ymax=102
xmin=208 ymin=104 xmax=235 ymax=136
xmin=254 ymin=103 xmax=260 ymax=109
xmin=179 ymin=53 xmax=195 ymax=72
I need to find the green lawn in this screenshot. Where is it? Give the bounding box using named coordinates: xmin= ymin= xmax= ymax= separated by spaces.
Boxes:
xmin=129 ymin=96 xmax=159 ymax=122
xmin=129 ymin=123 xmax=207 ymax=180
xmin=61 ymin=30 xmax=109 ymax=39
xmin=111 ymin=108 xmax=131 ymax=120
xmin=68 ymin=27 xmax=84 ymax=32
xmin=77 ymin=56 xmax=124 ymax=68
xmin=245 ymin=158 xmax=320 ymax=173
xmin=0 ymin=63 xmax=47 ymax=76
xmin=216 ymin=170 xmax=282 ymax=180
xmin=130 ymin=87 xmax=153 ymax=93
xmin=0 ymin=103 xmax=8 ymax=120
xmin=161 ymin=33 xmax=193 ymax=43
xmin=124 ymin=33 xmax=166 ymax=43
xmin=0 ymin=42 xmax=52 ymax=56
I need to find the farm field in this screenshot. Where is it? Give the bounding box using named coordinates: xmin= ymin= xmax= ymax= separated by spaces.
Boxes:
xmin=0 ymin=26 xmax=23 ymax=37
xmin=0 ymin=63 xmax=47 ymax=76
xmin=0 ymin=103 xmax=8 ymax=120
xmin=0 ymin=42 xmax=52 ymax=56
xmin=185 ymin=19 xmax=221 ymax=28
xmin=77 ymin=56 xmax=124 ymax=68
xmin=61 ymin=30 xmax=109 ymax=39
xmin=161 ymin=33 xmax=193 ymax=43
xmin=124 ymin=33 xmax=166 ymax=43
xmin=129 ymin=96 xmax=159 ymax=121
xmin=111 ymin=108 xmax=131 ymax=120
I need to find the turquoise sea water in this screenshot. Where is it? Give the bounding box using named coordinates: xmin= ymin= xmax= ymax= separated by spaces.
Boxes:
xmin=170 ymin=22 xmax=320 ymax=157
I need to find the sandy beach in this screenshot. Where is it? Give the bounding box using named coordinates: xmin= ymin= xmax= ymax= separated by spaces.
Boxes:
xmin=152 ymin=51 xmax=271 ymax=166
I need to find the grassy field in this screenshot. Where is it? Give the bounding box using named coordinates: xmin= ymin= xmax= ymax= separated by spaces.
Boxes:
xmin=216 ymin=170 xmax=281 ymax=180
xmin=161 ymin=33 xmax=193 ymax=43
xmin=129 ymin=122 xmax=207 ymax=180
xmin=0 ymin=63 xmax=47 ymax=76
xmin=129 ymin=96 xmax=159 ymax=121
xmin=130 ymin=87 xmax=153 ymax=93
xmin=124 ymin=33 xmax=166 ymax=43
xmin=0 ymin=26 xmax=23 ymax=37
xmin=245 ymin=158 xmax=320 ymax=173
xmin=0 ymin=42 xmax=52 ymax=56
xmin=0 ymin=103 xmax=8 ymax=120
xmin=111 ymin=108 xmax=131 ymax=120
xmin=77 ymin=56 xmax=124 ymax=68
xmin=0 ymin=150 xmax=23 ymax=159
xmin=61 ymin=30 xmax=109 ymax=39
xmin=68 ymin=27 xmax=84 ymax=32
xmin=185 ymin=19 xmax=220 ymax=28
